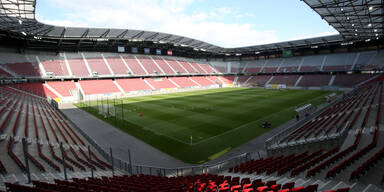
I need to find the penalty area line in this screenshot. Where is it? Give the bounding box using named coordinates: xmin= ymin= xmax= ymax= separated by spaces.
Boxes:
xmin=190 ymin=94 xmax=327 ymax=146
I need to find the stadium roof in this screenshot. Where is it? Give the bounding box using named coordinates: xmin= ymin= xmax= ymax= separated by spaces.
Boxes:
xmin=0 ymin=0 xmax=382 ymax=54
xmin=303 ymin=0 xmax=383 ymax=41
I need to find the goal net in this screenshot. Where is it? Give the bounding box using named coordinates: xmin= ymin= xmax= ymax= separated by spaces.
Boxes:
xmin=97 ymin=104 xmax=115 ymax=118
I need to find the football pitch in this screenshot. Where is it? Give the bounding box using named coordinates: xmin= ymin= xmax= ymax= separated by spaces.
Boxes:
xmin=76 ymin=88 xmax=332 ymax=164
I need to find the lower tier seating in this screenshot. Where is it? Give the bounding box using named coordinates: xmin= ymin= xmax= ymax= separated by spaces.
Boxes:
xmin=79 ymin=80 xmax=120 ymax=95
xmin=5 ymin=174 xmax=351 ymax=192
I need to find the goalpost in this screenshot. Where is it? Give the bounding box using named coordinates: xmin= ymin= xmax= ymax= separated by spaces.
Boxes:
xmin=98 ymin=104 xmax=116 ymax=118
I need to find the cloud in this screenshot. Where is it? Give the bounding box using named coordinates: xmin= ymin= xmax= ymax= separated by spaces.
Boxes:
xmin=36 ymin=0 xmax=277 ymax=47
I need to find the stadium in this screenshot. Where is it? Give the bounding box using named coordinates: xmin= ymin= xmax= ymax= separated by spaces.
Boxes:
xmin=0 ymin=0 xmax=383 ymax=191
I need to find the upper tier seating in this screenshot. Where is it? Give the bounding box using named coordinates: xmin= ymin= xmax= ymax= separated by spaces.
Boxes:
xmin=299 ymin=55 xmax=323 ymax=72
xmin=354 ymin=51 xmax=377 ymax=70
xmin=322 ymin=53 xmax=356 ymax=72
xmin=262 ymin=67 xmax=278 ymax=73
xmin=1 ymin=51 xmax=381 ymax=79
xmin=214 ymin=66 xmax=227 ymax=73
xmin=178 ymin=61 xmax=197 ymax=74
xmin=152 ymin=57 xmax=176 ymax=74
xmin=189 ymin=62 xmax=207 ymax=74
xmin=86 ymin=58 xmax=112 ymax=75
xmin=122 ymin=56 xmax=147 ymax=75
xmin=245 ymin=67 xmax=262 ymax=73
xmin=104 ymin=57 xmax=129 ymax=75
xmin=115 ymin=78 xmax=153 ymax=92
xmin=164 ymin=59 xmax=188 ymax=74
xmin=278 ymin=57 xmax=301 ymax=72
xmin=3 ymin=62 xmax=41 ymax=77
xmin=79 ymin=80 xmax=120 ymax=95
xmin=137 ymin=56 xmax=164 ymax=75
xmin=40 ymin=59 xmax=69 ymax=77
xmin=262 ymin=58 xmax=281 ymax=73
xmin=229 ymin=62 xmax=245 ymax=73
xmin=200 ymin=63 xmax=216 ymax=73
xmin=46 ymin=81 xmax=77 ymax=97
xmin=67 ymin=58 xmax=90 ymax=77
xmin=244 ymin=60 xmax=264 ymax=73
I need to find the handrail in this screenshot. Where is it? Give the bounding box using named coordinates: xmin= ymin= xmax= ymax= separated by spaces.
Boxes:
xmin=59 ymin=107 xmax=258 ymax=176
xmin=265 ymin=91 xmax=345 ymax=149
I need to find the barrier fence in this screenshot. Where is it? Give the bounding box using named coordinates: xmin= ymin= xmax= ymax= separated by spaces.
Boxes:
xmin=60 ymin=107 xmax=259 ymax=178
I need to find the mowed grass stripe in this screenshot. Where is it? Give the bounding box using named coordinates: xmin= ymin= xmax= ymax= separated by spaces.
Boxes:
xmin=192 ymin=92 xmax=328 ymax=145
xmin=122 ymin=88 xmax=243 ymax=104
xmin=117 ymin=90 xmax=278 ymax=140
xmin=118 ymin=89 xmax=326 ymax=142
xmin=121 ymin=99 xmax=240 ymax=130
xmin=76 ymin=88 xmax=333 ymax=163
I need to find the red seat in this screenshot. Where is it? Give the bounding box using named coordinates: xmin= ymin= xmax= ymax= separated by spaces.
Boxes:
xmin=271 ymin=184 xmax=281 ymax=190
xmin=292 ymin=186 xmax=305 ymax=192
xmin=231 ymin=185 xmax=241 ymax=192
xmin=243 ymin=183 xmax=252 ymax=190
xmin=336 ymin=188 xmax=350 ymax=192
xmin=257 ymin=186 xmax=269 ymax=192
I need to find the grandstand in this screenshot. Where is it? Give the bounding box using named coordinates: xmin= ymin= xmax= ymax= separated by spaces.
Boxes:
xmin=0 ymin=0 xmax=383 ymax=191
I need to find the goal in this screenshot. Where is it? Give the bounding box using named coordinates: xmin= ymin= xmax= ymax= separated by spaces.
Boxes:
xmin=98 ymin=104 xmax=116 ymax=118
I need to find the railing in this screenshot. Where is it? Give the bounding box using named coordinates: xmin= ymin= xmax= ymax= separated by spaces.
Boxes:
xmin=267 ymin=121 xmax=350 ymax=151
xmin=265 ymin=93 xmax=344 ymax=150
xmin=60 ymin=108 xmax=256 ymax=177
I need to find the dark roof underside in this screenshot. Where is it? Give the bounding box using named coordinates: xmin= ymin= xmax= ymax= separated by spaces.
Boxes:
xmin=0 ymin=0 xmax=382 ymax=54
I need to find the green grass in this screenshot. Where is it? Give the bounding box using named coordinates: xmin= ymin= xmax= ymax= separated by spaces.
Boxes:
xmin=75 ymin=88 xmax=332 ymax=164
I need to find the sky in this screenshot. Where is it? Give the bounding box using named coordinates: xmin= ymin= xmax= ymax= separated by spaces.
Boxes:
xmin=35 ymin=0 xmax=339 ymax=48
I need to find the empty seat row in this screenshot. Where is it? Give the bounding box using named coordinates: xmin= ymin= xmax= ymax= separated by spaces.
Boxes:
xmin=4 ymin=174 xmax=351 ymax=192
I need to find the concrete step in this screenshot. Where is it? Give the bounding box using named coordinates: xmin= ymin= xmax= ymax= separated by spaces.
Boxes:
xmin=319 ymin=180 xmax=340 ymax=191
xmin=350 ymin=182 xmax=368 ymax=192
